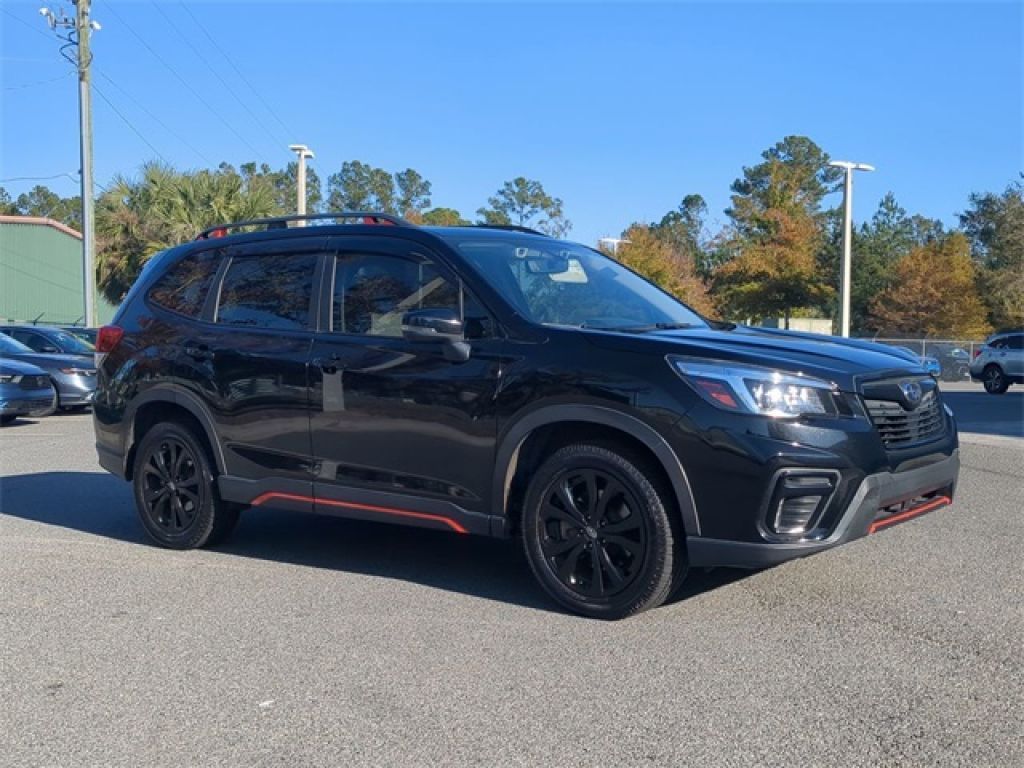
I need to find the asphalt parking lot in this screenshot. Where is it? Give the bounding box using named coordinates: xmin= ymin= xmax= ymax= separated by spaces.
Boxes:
xmin=1 ymin=391 xmax=1022 ymax=767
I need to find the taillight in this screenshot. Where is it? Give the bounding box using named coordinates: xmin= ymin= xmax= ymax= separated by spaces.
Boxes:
xmin=973 ymin=347 xmax=982 ymax=358
xmin=95 ymin=325 xmax=124 ymax=354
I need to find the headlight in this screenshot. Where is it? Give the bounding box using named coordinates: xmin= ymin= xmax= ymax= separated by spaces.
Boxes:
xmin=669 ymin=357 xmax=838 ymax=418
xmin=0 ymin=374 xmax=22 ymax=384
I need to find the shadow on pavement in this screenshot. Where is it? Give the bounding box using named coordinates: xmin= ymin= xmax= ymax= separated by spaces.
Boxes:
xmin=0 ymin=470 xmax=753 ymax=614
xmin=941 ymin=390 xmax=1024 ymax=438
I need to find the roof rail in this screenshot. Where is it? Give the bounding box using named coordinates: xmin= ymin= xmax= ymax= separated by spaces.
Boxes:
xmin=470 ymin=224 xmax=550 ymax=237
xmin=195 ymin=211 xmax=413 ymax=240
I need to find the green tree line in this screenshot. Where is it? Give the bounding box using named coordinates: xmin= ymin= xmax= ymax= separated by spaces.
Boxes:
xmin=604 ymin=137 xmax=1020 ymax=337
xmin=2 ymin=139 xmax=1020 ymax=336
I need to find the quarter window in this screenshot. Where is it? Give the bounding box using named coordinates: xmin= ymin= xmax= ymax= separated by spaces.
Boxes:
xmin=148 ymin=251 xmax=220 ymax=317
xmin=216 ymin=252 xmax=318 ymax=330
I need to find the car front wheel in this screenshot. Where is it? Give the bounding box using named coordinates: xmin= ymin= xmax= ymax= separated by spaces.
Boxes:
xmin=982 ymin=364 xmax=1009 ymax=395
xmin=132 ymin=422 xmax=240 ymax=549
xmin=521 ymin=443 xmax=685 ymax=619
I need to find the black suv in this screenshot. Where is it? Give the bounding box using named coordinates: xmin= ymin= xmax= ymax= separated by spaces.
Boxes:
xmin=93 ymin=213 xmax=960 ymax=619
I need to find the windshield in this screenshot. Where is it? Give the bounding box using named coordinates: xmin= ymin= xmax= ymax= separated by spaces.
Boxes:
xmin=450 ymin=235 xmax=707 ymax=331
xmin=50 ymin=330 xmax=95 ymax=354
xmin=0 ymin=334 xmax=33 ymax=355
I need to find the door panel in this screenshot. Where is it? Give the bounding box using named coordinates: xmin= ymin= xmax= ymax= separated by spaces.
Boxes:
xmin=309 ymin=237 xmax=504 ymax=520
xmin=181 ymin=239 xmax=323 ymax=502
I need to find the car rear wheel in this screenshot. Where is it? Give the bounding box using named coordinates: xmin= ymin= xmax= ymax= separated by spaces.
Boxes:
xmin=982 ymin=364 xmax=1009 ymax=395
xmin=521 ymin=443 xmax=685 ymax=620
xmin=132 ymin=422 xmax=240 ymax=549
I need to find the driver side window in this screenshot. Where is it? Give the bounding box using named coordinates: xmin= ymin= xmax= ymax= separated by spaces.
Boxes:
xmin=333 ymin=253 xmax=456 ymax=337
xmin=332 ymin=253 xmax=491 ymax=339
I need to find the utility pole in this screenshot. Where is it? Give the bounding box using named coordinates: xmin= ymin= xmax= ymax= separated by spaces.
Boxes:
xmin=288 ymin=144 xmax=314 ymax=225
xmin=828 ymin=160 xmax=875 ymax=338
xmin=42 ymin=2 xmax=98 ymax=326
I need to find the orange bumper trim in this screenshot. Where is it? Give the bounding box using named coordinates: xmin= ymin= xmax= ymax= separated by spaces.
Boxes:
xmin=868 ymin=495 xmax=952 ymax=534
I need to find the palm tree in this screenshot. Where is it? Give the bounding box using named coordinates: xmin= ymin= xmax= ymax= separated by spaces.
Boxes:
xmin=96 ymin=163 xmax=278 ymax=304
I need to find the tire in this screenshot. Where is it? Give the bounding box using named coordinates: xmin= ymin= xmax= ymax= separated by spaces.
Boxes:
xmin=0 ymin=414 xmax=17 ymax=426
xmin=982 ymin=364 xmax=1009 ymax=395
xmin=132 ymin=421 xmax=240 ymax=549
xmin=521 ymin=443 xmax=685 ymax=620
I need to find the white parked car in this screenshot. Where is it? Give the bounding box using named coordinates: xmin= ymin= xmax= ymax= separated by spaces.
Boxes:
xmin=969 ymin=331 xmax=1024 ymax=394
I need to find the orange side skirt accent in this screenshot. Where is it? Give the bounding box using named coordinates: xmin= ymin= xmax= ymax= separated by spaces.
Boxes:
xmin=250 ymin=491 xmax=468 ymax=534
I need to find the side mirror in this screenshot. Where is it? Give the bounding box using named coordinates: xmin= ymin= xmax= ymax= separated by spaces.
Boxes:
xmin=402 ymin=308 xmax=464 ymax=343
xmin=402 ymin=308 xmax=471 ymax=362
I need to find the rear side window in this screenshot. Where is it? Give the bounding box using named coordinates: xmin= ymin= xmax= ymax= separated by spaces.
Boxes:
xmin=148 ymin=251 xmax=220 ymax=317
xmin=216 ymin=252 xmax=318 ymax=330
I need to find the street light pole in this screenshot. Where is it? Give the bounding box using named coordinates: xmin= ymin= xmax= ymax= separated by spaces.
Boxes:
xmin=828 ymin=160 xmax=875 ymax=338
xmin=42 ymin=1 xmax=99 ymax=326
xmin=288 ymin=144 xmax=314 ymax=225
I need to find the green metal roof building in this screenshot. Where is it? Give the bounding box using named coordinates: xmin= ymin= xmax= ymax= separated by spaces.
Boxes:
xmin=0 ymin=215 xmax=117 ymax=326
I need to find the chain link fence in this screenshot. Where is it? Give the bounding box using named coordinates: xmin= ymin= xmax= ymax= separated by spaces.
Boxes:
xmin=860 ymin=337 xmax=984 ymax=382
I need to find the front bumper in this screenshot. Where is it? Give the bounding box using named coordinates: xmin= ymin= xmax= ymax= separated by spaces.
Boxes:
xmin=688 ymin=450 xmax=959 ymax=568
xmin=52 ymin=373 xmax=97 ymax=407
xmin=0 ymin=391 xmax=57 ymax=417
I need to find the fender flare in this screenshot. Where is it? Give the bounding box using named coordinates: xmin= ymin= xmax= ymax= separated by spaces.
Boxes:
xmin=123 ymin=385 xmax=227 ymax=476
xmin=492 ymin=404 xmax=700 ymax=536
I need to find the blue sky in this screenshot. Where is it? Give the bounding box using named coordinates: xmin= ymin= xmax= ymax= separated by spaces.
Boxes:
xmin=1 ymin=1 xmax=1021 ymax=245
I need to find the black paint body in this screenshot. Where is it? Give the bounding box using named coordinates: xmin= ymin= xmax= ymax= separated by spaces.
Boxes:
xmin=94 ymin=225 xmax=960 ymax=565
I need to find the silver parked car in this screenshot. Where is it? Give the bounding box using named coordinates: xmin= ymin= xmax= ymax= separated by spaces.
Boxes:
xmin=0 ymin=333 xmax=97 ymax=410
xmin=970 ymin=331 xmax=1024 ymax=394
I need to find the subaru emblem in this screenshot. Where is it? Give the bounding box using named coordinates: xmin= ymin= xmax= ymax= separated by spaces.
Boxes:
xmin=900 ymin=380 xmax=923 ymax=407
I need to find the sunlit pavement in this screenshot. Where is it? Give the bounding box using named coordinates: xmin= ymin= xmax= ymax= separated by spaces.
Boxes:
xmin=1 ymin=412 xmax=1021 ymax=767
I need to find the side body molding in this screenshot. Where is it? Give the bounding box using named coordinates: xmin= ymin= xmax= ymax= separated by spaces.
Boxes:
xmin=492 ymin=404 xmax=700 ymax=538
xmin=122 ymin=385 xmax=227 ymax=477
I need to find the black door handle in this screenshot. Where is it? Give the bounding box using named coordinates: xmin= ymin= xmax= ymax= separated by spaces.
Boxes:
xmin=184 ymin=343 xmax=213 ymax=361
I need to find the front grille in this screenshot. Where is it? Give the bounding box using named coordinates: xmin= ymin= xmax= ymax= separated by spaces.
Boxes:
xmin=19 ymin=375 xmax=49 ymax=390
xmin=865 ymin=390 xmax=944 ymax=447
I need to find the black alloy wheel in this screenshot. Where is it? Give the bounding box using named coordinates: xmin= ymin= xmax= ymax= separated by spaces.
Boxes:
xmin=133 ymin=422 xmax=240 ymax=549
xmin=140 ymin=436 xmax=203 ymax=536
xmin=522 ymin=443 xmax=684 ymax=619
xmin=538 ymin=468 xmax=647 ymax=598
xmin=983 ymin=364 xmax=1009 ymax=395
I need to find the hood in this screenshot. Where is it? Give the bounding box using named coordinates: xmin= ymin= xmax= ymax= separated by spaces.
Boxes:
xmin=581 ymin=325 xmax=925 ymax=391
xmin=1 ymin=351 xmax=95 ymax=373
xmin=0 ymin=358 xmax=48 ymax=377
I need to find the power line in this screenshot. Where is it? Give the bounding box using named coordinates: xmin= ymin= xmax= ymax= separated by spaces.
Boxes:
xmin=100 ymin=1 xmax=267 ymax=163
xmin=92 ymin=82 xmax=171 ymax=164
xmin=0 ymin=259 xmax=83 ymax=296
xmin=1 ymin=7 xmax=54 ymax=40
xmin=3 ymin=71 xmax=75 ymax=91
xmin=177 ymin=1 xmax=297 ymax=141
xmin=0 ymin=173 xmax=79 ymax=184
xmin=148 ymin=1 xmax=285 ymax=152
xmin=94 ymin=68 xmax=215 ymax=166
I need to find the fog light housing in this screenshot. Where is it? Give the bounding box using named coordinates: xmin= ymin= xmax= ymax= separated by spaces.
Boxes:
xmin=763 ymin=470 xmax=840 ymax=539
